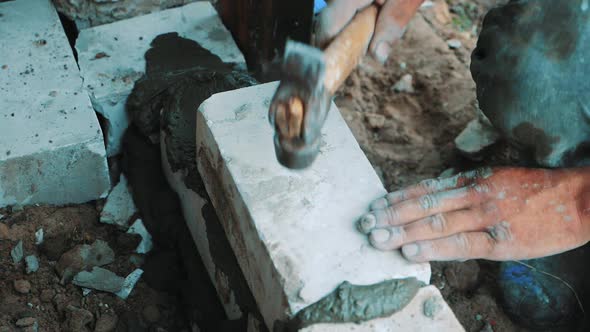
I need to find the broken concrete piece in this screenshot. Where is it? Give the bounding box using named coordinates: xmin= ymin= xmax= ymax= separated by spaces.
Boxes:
xmin=56 ymin=239 xmax=115 ymax=283
xmin=11 ymin=240 xmax=24 ymax=264
xmin=447 ymin=39 xmax=462 ymax=49
xmin=392 ymin=74 xmax=415 ymax=93
xmin=454 ymin=119 xmax=500 ymax=157
xmin=35 ymin=228 xmax=44 ymax=245
xmin=116 ymin=268 xmax=144 ymax=300
xmin=0 ymin=0 xmax=110 ymax=208
xmin=73 ymin=267 xmax=125 ymax=293
xmin=25 ymin=255 xmax=39 ymax=274
xmin=300 ymin=286 xmax=464 ymax=331
xmin=100 ymin=175 xmax=137 ymax=228
xmin=75 ymin=1 xmax=245 ymax=156
xmin=196 ymin=82 xmax=431 ymax=329
xmin=127 ymin=219 xmax=152 ymax=254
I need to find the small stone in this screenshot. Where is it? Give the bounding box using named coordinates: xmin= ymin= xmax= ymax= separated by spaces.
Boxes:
xmin=25 ymin=255 xmax=39 ymax=274
xmin=40 ymin=289 xmax=55 ymax=303
xmin=11 ymin=240 xmax=24 ymax=263
xmin=364 ymin=113 xmax=386 ymax=130
xmin=423 ymin=296 xmax=442 ymax=318
xmin=0 ymin=223 xmax=8 ymax=239
xmin=65 ymin=305 xmax=94 ymax=332
xmin=52 ymin=293 xmax=68 ymax=313
xmin=82 ymin=288 xmax=92 ymax=296
xmin=95 ymin=313 xmax=118 ymax=332
xmin=16 ymin=317 xmax=36 ymax=327
xmin=35 ymin=228 xmax=44 ymax=245
xmin=72 ymin=267 xmax=125 ymax=293
xmin=56 ymin=239 xmax=115 ymax=283
xmin=392 ymin=74 xmax=414 ymax=93
xmin=444 ymin=260 xmax=480 ymax=291
xmin=142 ymin=304 xmax=160 ymax=323
xmin=447 ymin=39 xmax=462 ymax=49
xmin=14 ymin=279 xmax=31 ymax=294
xmin=475 ymin=314 xmax=483 ymax=321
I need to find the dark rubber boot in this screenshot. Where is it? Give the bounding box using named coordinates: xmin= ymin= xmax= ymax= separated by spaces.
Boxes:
xmin=498 ymin=244 xmax=590 ymax=331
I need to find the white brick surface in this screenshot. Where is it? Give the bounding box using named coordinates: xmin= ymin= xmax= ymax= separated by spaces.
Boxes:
xmin=0 ymin=0 xmax=110 ymax=208
xmin=76 ymin=2 xmax=246 ymax=156
xmin=300 ymin=286 xmax=465 ymax=332
xmin=196 ymin=82 xmax=431 ymax=330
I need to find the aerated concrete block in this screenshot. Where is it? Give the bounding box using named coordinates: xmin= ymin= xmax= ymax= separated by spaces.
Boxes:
xmin=300 ymin=286 xmax=465 ymax=331
xmin=196 ymin=82 xmax=432 ymax=330
xmin=0 ymin=0 xmax=110 ymax=208
xmin=76 ymin=1 xmax=246 ymax=156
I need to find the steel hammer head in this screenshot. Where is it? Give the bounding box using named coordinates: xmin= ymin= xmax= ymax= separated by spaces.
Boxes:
xmin=269 ymin=40 xmax=332 ymax=169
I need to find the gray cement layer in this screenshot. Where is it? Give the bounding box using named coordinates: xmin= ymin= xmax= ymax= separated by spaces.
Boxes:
xmin=0 ymin=0 xmax=110 ymax=208
xmin=196 ymin=82 xmax=431 ymax=330
xmin=75 ymin=1 xmax=246 ymax=156
xmin=299 ymin=286 xmax=465 ymax=331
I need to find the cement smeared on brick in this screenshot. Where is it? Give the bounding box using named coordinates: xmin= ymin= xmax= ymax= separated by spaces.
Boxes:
xmin=276 ymin=278 xmax=424 ymax=331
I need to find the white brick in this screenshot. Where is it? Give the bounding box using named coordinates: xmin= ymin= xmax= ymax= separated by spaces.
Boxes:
xmin=76 ymin=2 xmax=246 ymax=156
xmin=0 ymin=0 xmax=110 ymax=208
xmin=300 ymin=286 xmax=465 ymax=332
xmin=196 ymin=82 xmax=431 ymax=330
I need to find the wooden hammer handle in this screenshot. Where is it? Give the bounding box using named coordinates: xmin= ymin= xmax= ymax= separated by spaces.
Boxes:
xmin=323 ymin=5 xmax=378 ymax=94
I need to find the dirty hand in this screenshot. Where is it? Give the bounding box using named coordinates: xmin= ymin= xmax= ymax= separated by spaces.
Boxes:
xmin=358 ymin=167 xmax=590 ymax=262
xmin=314 ymin=0 xmax=424 ymax=64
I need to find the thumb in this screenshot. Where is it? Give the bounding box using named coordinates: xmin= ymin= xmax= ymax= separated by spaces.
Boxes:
xmin=369 ymin=0 xmax=423 ymax=64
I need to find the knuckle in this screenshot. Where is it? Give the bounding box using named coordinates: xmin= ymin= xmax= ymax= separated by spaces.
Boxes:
xmin=419 ymin=179 xmax=438 ymax=192
xmin=385 ymin=207 xmax=400 ymax=224
xmin=418 ymin=194 xmax=439 ymax=211
xmin=453 ymin=233 xmax=473 ymax=253
xmin=429 ymin=214 xmax=447 ymax=233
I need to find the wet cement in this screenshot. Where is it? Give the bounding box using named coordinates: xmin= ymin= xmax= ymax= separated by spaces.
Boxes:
xmin=123 ymin=33 xmax=264 ymax=331
xmin=275 ymin=277 xmax=425 ymax=331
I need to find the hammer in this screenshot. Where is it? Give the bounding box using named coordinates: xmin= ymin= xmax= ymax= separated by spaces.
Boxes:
xmin=269 ymin=5 xmax=379 ymax=169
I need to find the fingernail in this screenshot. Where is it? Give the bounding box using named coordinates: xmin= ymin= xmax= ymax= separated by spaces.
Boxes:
xmin=374 ymin=42 xmax=391 ymax=64
xmin=358 ymin=214 xmax=376 ymax=234
xmin=402 ymin=243 xmax=419 ymax=257
xmin=370 ymin=197 xmax=389 ymax=210
xmin=371 ymin=229 xmax=391 ymax=243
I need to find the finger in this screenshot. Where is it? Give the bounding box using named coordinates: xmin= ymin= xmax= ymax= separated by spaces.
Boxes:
xmin=368 ymin=0 xmax=423 ymax=64
xmin=401 ymin=232 xmax=497 ymax=262
xmin=369 ymin=208 xmax=489 ymax=250
xmin=369 ymin=167 xmax=493 ymax=210
xmin=359 ymin=183 xmax=493 ymax=233
xmin=314 ymin=0 xmax=375 ymax=48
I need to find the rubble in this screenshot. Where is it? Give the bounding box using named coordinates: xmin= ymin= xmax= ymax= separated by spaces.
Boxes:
xmin=115 ymin=268 xmax=144 ymax=300
xmin=392 ymin=74 xmax=415 ymax=93
xmin=126 ymin=219 xmax=153 ymax=254
xmin=444 ymin=261 xmax=480 ymax=291
xmin=56 ymin=240 xmax=115 ymax=283
xmin=11 ymin=240 xmax=24 ymax=264
xmin=100 ymin=175 xmax=137 ymax=229
xmin=25 ymin=255 xmax=39 ymax=274
xmin=34 ymin=228 xmax=44 ymax=245
xmin=454 ymin=119 xmax=500 ymax=158
xmin=14 ymin=279 xmax=31 ymax=294
xmin=72 ymin=267 xmax=125 ymax=293
xmin=94 ymin=313 xmax=118 ymax=332
xmin=65 ymin=305 xmax=94 ymax=332
xmin=447 ymin=39 xmax=463 ymax=49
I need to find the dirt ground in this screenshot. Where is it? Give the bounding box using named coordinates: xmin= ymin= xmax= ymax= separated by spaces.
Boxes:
xmin=0 ymin=1 xmax=533 ymax=332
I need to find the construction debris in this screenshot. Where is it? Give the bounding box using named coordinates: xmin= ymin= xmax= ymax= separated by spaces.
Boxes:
xmin=73 ymin=267 xmax=125 ymax=293
xmin=25 ymin=255 xmax=39 ymax=274
xmin=126 ymin=219 xmax=153 ymax=254
xmin=11 ymin=240 xmax=24 ymax=264
xmin=100 ymin=175 xmax=137 ymax=229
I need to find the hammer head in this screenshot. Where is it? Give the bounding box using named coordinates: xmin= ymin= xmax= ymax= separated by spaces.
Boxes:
xmin=269 ymin=40 xmax=332 ymax=169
